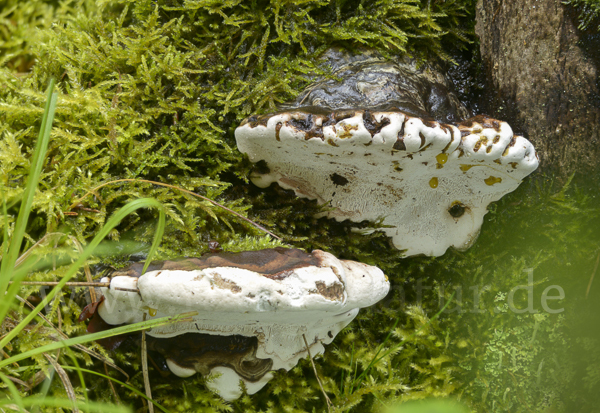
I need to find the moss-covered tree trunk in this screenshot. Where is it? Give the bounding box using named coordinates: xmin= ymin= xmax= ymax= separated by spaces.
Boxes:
xmin=475 ymin=0 xmax=600 ymax=180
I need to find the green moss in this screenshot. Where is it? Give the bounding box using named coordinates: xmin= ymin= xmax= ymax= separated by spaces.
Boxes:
xmin=564 ymin=0 xmax=600 ymax=30
xmin=418 ymin=177 xmax=600 ymax=412
xmin=0 ymin=0 xmax=476 ymax=257
xmin=1 ymin=1 xmax=599 ymax=412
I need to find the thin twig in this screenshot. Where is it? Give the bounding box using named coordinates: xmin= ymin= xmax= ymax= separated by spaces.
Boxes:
xmin=14 ymin=232 xmax=65 ymax=269
xmin=70 ymin=178 xmax=282 ymax=241
xmin=13 ymin=281 xmax=110 ymax=287
xmin=0 ymin=348 xmax=19 ymax=368
xmin=44 ymin=353 xmax=79 ymax=413
xmin=15 ymin=295 xmax=129 ymax=379
xmin=10 ymin=281 xmax=137 ymax=293
xmin=13 ymin=232 xmax=98 ymax=305
xmin=141 ymin=313 xmax=154 ymax=413
xmin=0 ymin=405 xmax=31 ymax=413
xmin=302 ymin=334 xmax=332 ymax=412
xmin=52 ymin=236 xmax=59 ymax=271
xmin=57 ymin=305 xmax=62 ymax=331
xmin=27 ymin=370 xmax=47 ymax=390
xmin=104 ymin=362 xmax=121 ymax=405
xmin=14 ymin=232 xmax=98 ymax=302
xmin=4 ymin=375 xmax=31 ymax=392
xmin=69 ymin=236 xmax=98 ymax=303
xmin=586 ymin=249 xmax=600 ymax=299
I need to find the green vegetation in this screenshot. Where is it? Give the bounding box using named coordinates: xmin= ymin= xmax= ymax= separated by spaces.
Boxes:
xmin=564 ymin=0 xmax=600 ymax=30
xmin=1 ymin=1 xmax=599 ymax=412
xmin=0 ymin=80 xmax=196 ymax=412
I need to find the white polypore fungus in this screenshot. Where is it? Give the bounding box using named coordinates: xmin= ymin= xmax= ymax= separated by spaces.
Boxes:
xmin=235 ymin=111 xmax=539 ymax=257
xmin=96 ymin=248 xmax=389 ymax=400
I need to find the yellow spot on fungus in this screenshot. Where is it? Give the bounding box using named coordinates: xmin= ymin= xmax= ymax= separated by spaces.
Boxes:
xmin=460 ymin=164 xmax=474 ymax=172
xmin=337 ymin=124 xmax=358 ymax=139
xmin=436 ymin=153 xmax=448 ymax=165
xmin=484 ymin=176 xmax=502 ymax=186
xmin=148 ymin=308 xmax=157 ymax=317
xmin=429 ymin=177 xmax=439 ymax=188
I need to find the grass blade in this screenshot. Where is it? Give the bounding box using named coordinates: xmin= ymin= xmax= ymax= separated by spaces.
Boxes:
xmin=0 ymin=311 xmax=196 ymax=368
xmin=0 ymin=198 xmax=166 ymax=351
xmin=0 ymin=397 xmax=130 ymax=413
xmin=0 ymin=371 xmax=25 ymax=412
xmin=0 ymin=80 xmax=57 ymax=316
xmin=43 ymin=353 xmax=79 ymax=413
xmin=61 ymin=366 xmax=169 ymax=413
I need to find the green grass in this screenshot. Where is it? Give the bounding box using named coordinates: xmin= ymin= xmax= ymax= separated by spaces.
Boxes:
xmin=0 ymin=80 xmax=187 ymax=412
xmin=0 ymin=1 xmax=599 ymax=412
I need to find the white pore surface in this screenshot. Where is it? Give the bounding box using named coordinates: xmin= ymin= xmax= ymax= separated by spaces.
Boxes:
xmin=205 ymin=367 xmax=274 ymax=400
xmin=235 ymin=111 xmax=539 ymax=256
xmin=97 ymin=250 xmax=389 ymax=400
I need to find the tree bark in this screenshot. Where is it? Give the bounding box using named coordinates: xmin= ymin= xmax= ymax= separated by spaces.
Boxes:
xmin=475 ymin=0 xmax=600 ymax=180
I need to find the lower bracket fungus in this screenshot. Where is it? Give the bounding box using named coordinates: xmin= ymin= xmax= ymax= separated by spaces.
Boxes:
xmin=236 ymin=51 xmax=539 ymax=257
xmin=93 ymin=248 xmax=389 ymax=400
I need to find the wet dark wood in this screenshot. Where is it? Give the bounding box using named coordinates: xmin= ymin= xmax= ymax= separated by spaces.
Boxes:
xmin=111 ymin=247 xmax=322 ymax=280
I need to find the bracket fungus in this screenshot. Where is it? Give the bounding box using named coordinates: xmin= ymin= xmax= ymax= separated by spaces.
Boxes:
xmin=236 ymin=51 xmax=539 ymax=257
xmin=94 ymin=248 xmax=389 ymax=400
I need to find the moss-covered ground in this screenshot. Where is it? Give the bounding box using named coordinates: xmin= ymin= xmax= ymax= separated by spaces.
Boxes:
xmin=1 ymin=1 xmax=599 ymax=412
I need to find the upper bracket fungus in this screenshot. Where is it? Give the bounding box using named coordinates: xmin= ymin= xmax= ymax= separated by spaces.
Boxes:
xmin=94 ymin=248 xmax=389 ymax=400
xmin=236 ymin=50 xmax=539 ymax=257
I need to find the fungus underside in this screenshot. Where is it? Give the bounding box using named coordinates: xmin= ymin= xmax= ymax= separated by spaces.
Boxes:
xmin=0 ymin=1 xmax=599 ymax=412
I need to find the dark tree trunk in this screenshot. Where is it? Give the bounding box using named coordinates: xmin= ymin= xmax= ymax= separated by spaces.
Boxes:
xmin=475 ymin=0 xmax=600 ymax=180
